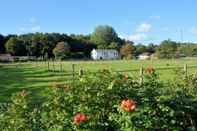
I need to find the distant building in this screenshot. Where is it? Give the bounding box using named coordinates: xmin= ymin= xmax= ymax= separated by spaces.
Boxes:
xmin=0 ymin=54 xmax=13 ymax=62
xmin=138 ymin=53 xmax=158 ymax=60
xmin=91 ymin=49 xmax=119 ymax=60
xmin=138 ymin=53 xmax=150 ymax=60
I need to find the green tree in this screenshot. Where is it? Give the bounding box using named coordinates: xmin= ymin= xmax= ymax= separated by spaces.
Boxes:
xmin=178 ymin=43 xmax=197 ymax=57
xmin=5 ymin=37 xmax=26 ymax=56
xmin=120 ymin=43 xmax=135 ymax=59
xmin=147 ymin=43 xmax=157 ymax=54
xmin=156 ymin=40 xmax=178 ymax=59
xmin=0 ymin=34 xmax=5 ymax=53
xmin=108 ymin=42 xmax=119 ymax=50
xmin=90 ymin=25 xmax=119 ymax=49
xmin=53 ymin=42 xmax=70 ymax=60
xmin=135 ymin=44 xmax=147 ymax=56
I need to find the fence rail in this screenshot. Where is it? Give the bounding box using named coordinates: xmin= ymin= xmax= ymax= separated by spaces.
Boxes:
xmin=2 ymin=61 xmax=197 ymax=81
xmin=20 ymin=61 xmax=197 ymax=77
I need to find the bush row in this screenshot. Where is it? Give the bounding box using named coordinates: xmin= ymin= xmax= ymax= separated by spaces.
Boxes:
xmin=0 ymin=68 xmax=197 ymax=130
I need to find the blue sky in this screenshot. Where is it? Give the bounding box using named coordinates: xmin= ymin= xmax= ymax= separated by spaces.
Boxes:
xmin=1 ymin=0 xmax=197 ymax=44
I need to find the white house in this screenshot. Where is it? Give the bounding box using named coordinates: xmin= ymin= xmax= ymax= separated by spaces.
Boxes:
xmin=91 ymin=49 xmax=119 ymax=60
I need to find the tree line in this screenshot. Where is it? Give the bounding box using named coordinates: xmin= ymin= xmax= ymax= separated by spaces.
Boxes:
xmin=1 ymin=25 xmax=197 ymax=60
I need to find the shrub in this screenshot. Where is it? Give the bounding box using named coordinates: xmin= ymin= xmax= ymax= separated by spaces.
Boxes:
xmin=0 ymin=69 xmax=197 ymax=130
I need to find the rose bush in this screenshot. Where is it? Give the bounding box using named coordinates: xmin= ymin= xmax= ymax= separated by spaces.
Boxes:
xmin=0 ymin=68 xmax=197 ymax=130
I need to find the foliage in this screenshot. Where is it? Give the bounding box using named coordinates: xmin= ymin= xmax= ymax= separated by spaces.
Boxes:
xmin=0 ymin=34 xmax=5 ymax=53
xmin=0 ymin=68 xmax=197 ymax=130
xmin=134 ymin=44 xmax=147 ymax=56
xmin=120 ymin=43 xmax=135 ymax=59
xmin=108 ymin=42 xmax=119 ymax=50
xmin=5 ymin=37 xmax=26 ymax=56
xmin=2 ymin=30 xmax=197 ymax=60
xmin=178 ymin=43 xmax=197 ymax=57
xmin=156 ymin=39 xmax=179 ymax=59
xmin=90 ymin=25 xmax=120 ymax=49
xmin=1 ymin=33 xmax=96 ymax=59
xmin=53 ymin=42 xmax=70 ymax=60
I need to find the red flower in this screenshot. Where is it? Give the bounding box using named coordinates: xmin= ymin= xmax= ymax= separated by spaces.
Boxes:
xmin=73 ymin=113 xmax=88 ymax=125
xmin=145 ymin=67 xmax=154 ymax=74
xmin=121 ymin=99 xmax=136 ymax=112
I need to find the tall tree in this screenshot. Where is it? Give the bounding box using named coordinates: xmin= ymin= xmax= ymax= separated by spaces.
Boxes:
xmin=135 ymin=44 xmax=147 ymax=56
xmin=90 ymin=25 xmax=119 ymax=49
xmin=147 ymin=43 xmax=157 ymax=54
xmin=120 ymin=43 xmax=135 ymax=59
xmin=53 ymin=42 xmax=70 ymax=60
xmin=5 ymin=37 xmax=26 ymax=56
xmin=156 ymin=39 xmax=178 ymax=59
xmin=108 ymin=42 xmax=119 ymax=50
xmin=0 ymin=34 xmax=5 ymax=53
xmin=177 ymin=43 xmax=197 ymax=57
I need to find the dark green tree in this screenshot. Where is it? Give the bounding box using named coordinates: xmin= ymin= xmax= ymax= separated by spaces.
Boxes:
xmin=135 ymin=44 xmax=147 ymax=56
xmin=0 ymin=34 xmax=5 ymax=53
xmin=5 ymin=37 xmax=26 ymax=56
xmin=108 ymin=42 xmax=119 ymax=50
xmin=90 ymin=25 xmax=119 ymax=49
xmin=147 ymin=43 xmax=157 ymax=54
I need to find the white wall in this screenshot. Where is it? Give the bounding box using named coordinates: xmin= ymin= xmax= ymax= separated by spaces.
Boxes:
xmin=91 ymin=49 xmax=119 ymax=60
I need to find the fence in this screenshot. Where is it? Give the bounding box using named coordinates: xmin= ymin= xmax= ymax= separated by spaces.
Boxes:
xmin=1 ymin=61 xmax=197 ymax=106
xmin=34 ymin=61 xmax=197 ymax=84
xmin=4 ymin=61 xmax=197 ymax=83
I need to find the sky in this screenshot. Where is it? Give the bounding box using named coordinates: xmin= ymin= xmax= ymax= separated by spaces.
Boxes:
xmin=1 ymin=0 xmax=197 ymax=44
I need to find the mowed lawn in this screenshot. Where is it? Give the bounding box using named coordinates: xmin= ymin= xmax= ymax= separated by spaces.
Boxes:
xmin=1 ymin=59 xmax=197 ymax=102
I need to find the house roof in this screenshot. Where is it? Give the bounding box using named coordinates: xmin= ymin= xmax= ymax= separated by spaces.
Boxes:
xmin=92 ymin=49 xmax=118 ymax=52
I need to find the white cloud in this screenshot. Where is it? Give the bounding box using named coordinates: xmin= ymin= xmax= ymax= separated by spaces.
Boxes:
xmin=31 ymin=25 xmax=41 ymax=32
xmin=18 ymin=17 xmax=41 ymax=33
xmin=149 ymin=15 xmax=161 ymax=20
xmin=191 ymin=27 xmax=197 ymax=35
xmin=127 ymin=33 xmax=147 ymax=41
xmin=136 ymin=23 xmax=152 ymax=32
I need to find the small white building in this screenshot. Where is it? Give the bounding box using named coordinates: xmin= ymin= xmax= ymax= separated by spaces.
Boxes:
xmin=91 ymin=49 xmax=119 ymax=60
xmin=138 ymin=53 xmax=150 ymax=60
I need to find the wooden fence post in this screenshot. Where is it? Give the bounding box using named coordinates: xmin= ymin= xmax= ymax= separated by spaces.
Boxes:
xmin=184 ymin=64 xmax=187 ymax=79
xmin=60 ymin=60 xmax=63 ymax=72
xmin=139 ymin=66 xmax=144 ymax=85
xmin=72 ymin=64 xmax=75 ymax=81
xmin=47 ymin=60 xmax=50 ymax=71
xmin=79 ymin=68 xmax=84 ymax=76
xmin=52 ymin=60 xmax=55 ymax=72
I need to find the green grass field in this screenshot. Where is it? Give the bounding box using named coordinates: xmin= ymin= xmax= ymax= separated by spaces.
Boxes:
xmin=1 ymin=59 xmax=197 ymax=102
